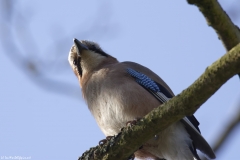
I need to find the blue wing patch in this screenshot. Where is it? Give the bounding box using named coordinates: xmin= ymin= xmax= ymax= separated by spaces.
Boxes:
xmin=126 ymin=68 xmax=212 ymax=159
xmin=127 ymin=68 xmax=160 ymax=92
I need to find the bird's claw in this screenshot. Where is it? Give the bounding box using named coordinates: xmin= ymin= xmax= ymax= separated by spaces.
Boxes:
xmin=99 ymin=139 xmax=107 ymax=146
xmin=99 ymin=135 xmax=114 ymax=146
xmin=126 ymin=118 xmax=141 ymax=127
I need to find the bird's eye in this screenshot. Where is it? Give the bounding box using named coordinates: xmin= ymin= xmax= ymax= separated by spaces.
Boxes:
xmin=73 ymin=59 xmax=77 ymax=66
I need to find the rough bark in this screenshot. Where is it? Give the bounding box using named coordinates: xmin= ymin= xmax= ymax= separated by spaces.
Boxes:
xmin=187 ymin=0 xmax=240 ymax=50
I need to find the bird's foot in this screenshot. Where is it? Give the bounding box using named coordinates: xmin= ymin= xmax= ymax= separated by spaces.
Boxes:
xmin=126 ymin=118 xmax=141 ymax=127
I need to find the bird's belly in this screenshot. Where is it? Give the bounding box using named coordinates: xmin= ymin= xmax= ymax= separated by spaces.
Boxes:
xmin=87 ymin=85 xmax=161 ymax=136
xmin=91 ymin=99 xmax=134 ymax=136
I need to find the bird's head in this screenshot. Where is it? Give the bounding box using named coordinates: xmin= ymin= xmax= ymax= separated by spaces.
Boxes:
xmin=68 ymin=39 xmax=117 ymax=87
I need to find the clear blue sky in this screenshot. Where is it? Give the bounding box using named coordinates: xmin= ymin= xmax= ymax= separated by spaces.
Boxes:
xmin=0 ymin=0 xmax=240 ymax=159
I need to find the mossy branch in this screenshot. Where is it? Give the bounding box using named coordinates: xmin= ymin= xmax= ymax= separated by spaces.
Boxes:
xmin=187 ymin=0 xmax=240 ymax=50
xmin=187 ymin=0 xmax=240 ymax=159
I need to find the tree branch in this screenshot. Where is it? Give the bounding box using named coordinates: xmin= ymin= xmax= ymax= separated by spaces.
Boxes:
xmin=187 ymin=0 xmax=240 ymax=50
xmin=187 ymin=0 xmax=240 ymax=158
xmin=79 ymin=43 xmax=240 ymax=160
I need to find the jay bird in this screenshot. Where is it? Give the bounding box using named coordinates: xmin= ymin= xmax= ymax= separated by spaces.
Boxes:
xmin=68 ymin=39 xmax=215 ymax=160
